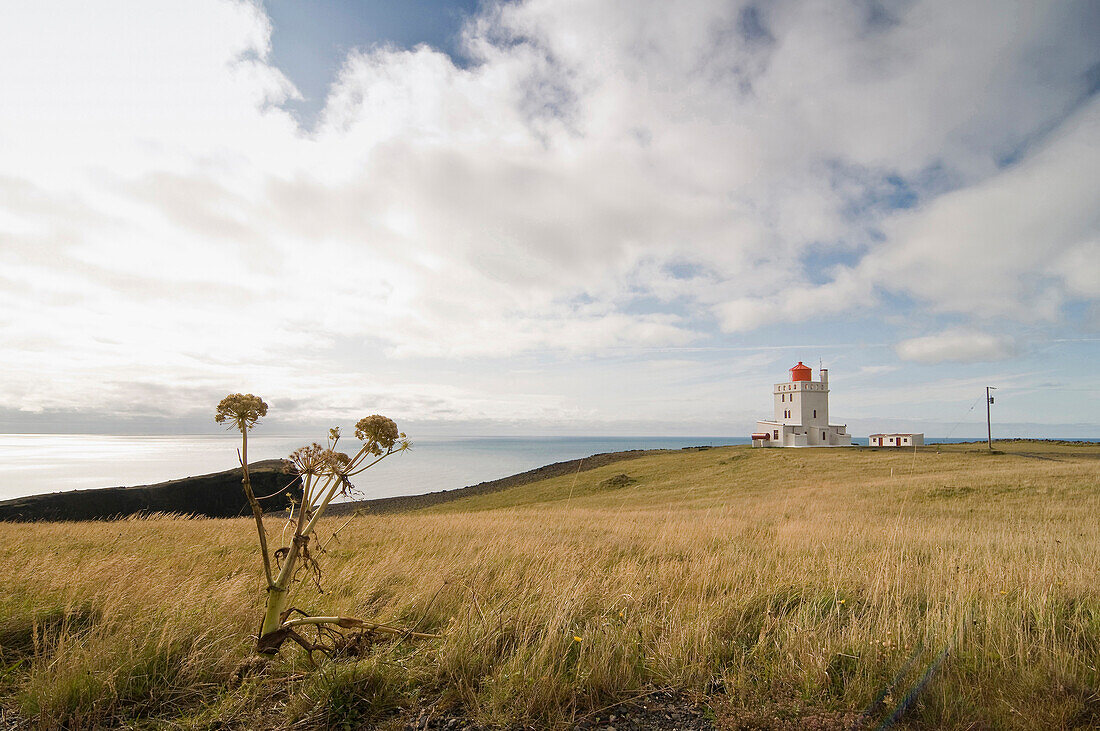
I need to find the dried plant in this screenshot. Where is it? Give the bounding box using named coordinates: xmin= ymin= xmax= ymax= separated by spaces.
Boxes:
xmin=216 ymin=395 xmax=433 ymax=658
xmin=215 ymin=394 xmax=273 ymax=586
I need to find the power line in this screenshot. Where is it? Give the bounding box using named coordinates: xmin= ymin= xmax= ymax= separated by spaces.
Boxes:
xmin=941 ymin=395 xmax=985 ymax=442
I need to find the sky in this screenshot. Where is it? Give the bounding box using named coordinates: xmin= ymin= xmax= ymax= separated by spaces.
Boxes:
xmin=0 ymin=0 xmax=1098 ymax=438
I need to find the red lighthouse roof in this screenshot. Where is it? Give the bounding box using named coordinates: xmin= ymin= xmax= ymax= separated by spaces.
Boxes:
xmin=790 ymin=361 xmax=812 ymax=382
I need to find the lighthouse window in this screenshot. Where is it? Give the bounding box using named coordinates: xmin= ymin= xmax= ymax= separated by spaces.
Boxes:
xmin=813 ymin=409 xmax=817 ymax=418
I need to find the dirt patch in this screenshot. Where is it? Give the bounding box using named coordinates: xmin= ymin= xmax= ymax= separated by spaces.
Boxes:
xmin=392 ymin=692 xmax=868 ymax=730
xmin=397 ymin=691 xmax=715 ymax=729
xmin=711 ymin=700 xmax=860 ymax=730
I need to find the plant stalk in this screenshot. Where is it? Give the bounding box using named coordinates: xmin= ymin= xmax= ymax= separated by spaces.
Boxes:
xmin=241 ymin=429 xmax=274 ymax=588
xmin=256 ymin=440 xmax=402 ymax=652
xmin=258 ymin=470 xmax=337 ymax=644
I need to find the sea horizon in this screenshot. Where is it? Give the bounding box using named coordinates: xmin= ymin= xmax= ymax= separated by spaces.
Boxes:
xmin=3 ymin=432 xmax=1098 ymax=503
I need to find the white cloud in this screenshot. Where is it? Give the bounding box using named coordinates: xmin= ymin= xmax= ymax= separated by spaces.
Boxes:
xmin=860 ymin=97 xmax=1100 ymax=321
xmin=895 ymin=330 xmax=1018 ymax=364
xmin=0 ymin=0 xmax=1097 ymax=426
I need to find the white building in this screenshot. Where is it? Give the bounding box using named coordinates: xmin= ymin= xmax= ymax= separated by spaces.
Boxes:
xmin=869 ymin=433 xmax=924 ymax=447
xmin=751 ymin=362 xmax=852 ymax=448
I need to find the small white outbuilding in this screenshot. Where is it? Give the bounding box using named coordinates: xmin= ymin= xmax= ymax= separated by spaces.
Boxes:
xmin=751 ymin=362 xmax=852 ymax=448
xmin=868 ymin=433 xmax=924 ymax=447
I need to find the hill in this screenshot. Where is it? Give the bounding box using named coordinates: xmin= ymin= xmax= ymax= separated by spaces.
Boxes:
xmin=0 ymin=441 xmax=1097 ymax=730
xmin=0 ymin=460 xmax=297 ymax=521
xmin=331 ymin=448 xmax=661 ymax=515
xmin=0 ymin=449 xmax=656 ymax=522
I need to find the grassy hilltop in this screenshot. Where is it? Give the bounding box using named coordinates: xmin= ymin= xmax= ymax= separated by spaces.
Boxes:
xmin=1 ymin=442 xmax=1098 ymax=729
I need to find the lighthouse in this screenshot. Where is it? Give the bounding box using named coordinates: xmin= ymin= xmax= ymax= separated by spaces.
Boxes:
xmin=750 ymin=362 xmax=852 ymax=447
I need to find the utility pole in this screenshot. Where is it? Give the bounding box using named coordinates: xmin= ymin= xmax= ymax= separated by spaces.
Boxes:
xmin=986 ymin=386 xmax=997 ymax=450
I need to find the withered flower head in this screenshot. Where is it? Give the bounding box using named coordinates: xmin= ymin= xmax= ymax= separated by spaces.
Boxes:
xmin=354 ymin=415 xmax=402 ymax=454
xmin=323 ymin=449 xmax=351 ymax=474
xmin=214 ymin=393 xmax=268 ymax=432
xmin=285 ymin=443 xmax=324 ymax=476
xmin=285 ymin=442 xmax=351 ymax=477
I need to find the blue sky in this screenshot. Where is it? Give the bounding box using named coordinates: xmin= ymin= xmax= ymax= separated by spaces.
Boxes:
xmin=265 ymin=0 xmax=480 ymax=123
xmin=0 ymin=0 xmax=1097 ymax=438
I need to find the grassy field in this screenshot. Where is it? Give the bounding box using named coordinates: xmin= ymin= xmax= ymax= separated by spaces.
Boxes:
xmin=1 ymin=441 xmax=1098 ymax=729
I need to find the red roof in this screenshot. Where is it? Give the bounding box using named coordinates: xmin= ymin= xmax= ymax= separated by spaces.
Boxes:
xmin=790 ymin=361 xmax=812 ymax=382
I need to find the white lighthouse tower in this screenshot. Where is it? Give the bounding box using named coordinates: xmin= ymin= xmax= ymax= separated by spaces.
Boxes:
xmin=751 ymin=362 xmax=852 ymax=447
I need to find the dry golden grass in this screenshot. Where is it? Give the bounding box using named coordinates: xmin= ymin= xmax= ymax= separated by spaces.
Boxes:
xmin=1 ymin=442 xmax=1098 ymax=729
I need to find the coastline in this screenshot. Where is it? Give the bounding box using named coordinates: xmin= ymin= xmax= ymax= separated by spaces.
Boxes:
xmin=327 ymin=448 xmax=669 ymax=516
xmin=0 ymin=449 xmax=670 ymax=522
xmin=3 ymin=438 xmax=1098 ymax=522
xmin=0 ymin=460 xmax=296 ymax=522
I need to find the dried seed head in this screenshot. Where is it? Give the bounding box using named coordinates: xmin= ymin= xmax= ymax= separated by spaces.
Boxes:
xmin=214 ymin=393 xmax=268 ymax=432
xmin=354 ymin=415 xmax=401 ymax=454
xmin=286 ymin=443 xmax=351 ymax=477
xmin=285 ymin=443 xmax=326 ymax=476
xmin=323 ymin=449 xmax=351 ymax=474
